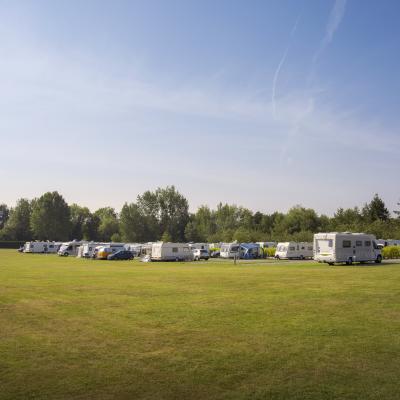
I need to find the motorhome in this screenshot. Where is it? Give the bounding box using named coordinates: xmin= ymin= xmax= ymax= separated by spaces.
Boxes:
xmin=58 ymin=241 xmax=85 ymax=257
xmin=96 ymin=243 xmax=126 ymax=260
xmin=275 ymin=242 xmax=313 ymax=260
xmin=23 ymin=241 xmax=61 ymax=254
xmin=314 ymin=232 xmax=382 ymax=265
xmin=151 ymin=242 xmax=193 ymax=261
xmin=220 ymin=242 xmax=241 ymax=259
xmin=240 ymin=243 xmax=262 ymax=259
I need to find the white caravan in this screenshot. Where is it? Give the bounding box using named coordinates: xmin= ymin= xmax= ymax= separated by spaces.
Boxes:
xmin=220 ymin=243 xmax=241 ymax=259
xmin=58 ymin=240 xmax=85 ymax=257
xmin=314 ymin=232 xmax=382 ymax=265
xmin=151 ymin=242 xmax=193 ymax=261
xmin=275 ymin=242 xmax=313 ymax=260
xmin=23 ymin=241 xmax=61 ymax=254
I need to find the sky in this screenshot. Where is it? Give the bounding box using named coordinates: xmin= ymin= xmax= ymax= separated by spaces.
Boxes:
xmin=1 ymin=0 xmax=399 ymax=215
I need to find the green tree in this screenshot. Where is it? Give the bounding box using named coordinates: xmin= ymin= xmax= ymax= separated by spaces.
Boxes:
xmin=362 ymin=194 xmax=390 ymax=222
xmin=2 ymin=199 xmax=32 ymax=240
xmin=94 ymin=207 xmax=119 ymax=241
xmin=0 ymin=204 xmax=9 ymax=230
xmin=69 ymin=204 xmax=91 ymax=240
xmin=30 ymin=192 xmax=71 ymax=240
xmin=119 ymin=202 xmax=148 ymax=242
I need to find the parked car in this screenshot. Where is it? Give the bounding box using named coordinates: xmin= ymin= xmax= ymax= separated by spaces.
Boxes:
xmin=193 ymin=248 xmax=210 ymax=261
xmin=107 ymin=250 xmax=134 ymax=260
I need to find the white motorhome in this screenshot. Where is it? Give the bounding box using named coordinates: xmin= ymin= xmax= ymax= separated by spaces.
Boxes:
xmin=151 ymin=242 xmax=193 ymax=261
xmin=220 ymin=242 xmax=241 ymax=259
xmin=314 ymin=232 xmax=382 ymax=265
xmin=23 ymin=241 xmax=61 ymax=254
xmin=275 ymin=242 xmax=313 ymax=260
xmin=58 ymin=241 xmax=85 ymax=257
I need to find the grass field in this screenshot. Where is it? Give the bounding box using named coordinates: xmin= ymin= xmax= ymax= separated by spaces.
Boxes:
xmin=1 ymin=250 xmax=400 ymax=399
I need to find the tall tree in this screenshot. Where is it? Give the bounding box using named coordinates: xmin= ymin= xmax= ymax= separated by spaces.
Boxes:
xmin=362 ymin=194 xmax=390 ymax=222
xmin=94 ymin=207 xmax=119 ymax=241
xmin=119 ymin=202 xmax=147 ymax=242
xmin=69 ymin=204 xmax=91 ymax=240
xmin=30 ymin=192 xmax=71 ymax=240
xmin=2 ymin=199 xmax=32 ymax=240
xmin=0 ymin=204 xmax=10 ymax=230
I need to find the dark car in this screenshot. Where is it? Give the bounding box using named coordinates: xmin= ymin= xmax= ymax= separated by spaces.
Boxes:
xmin=107 ymin=250 xmax=134 ymax=260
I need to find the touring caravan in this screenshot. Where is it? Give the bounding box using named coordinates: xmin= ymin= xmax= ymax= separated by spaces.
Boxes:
xmin=314 ymin=233 xmax=382 ymax=265
xmin=275 ymin=242 xmax=313 ymax=260
xmin=23 ymin=241 xmax=61 ymax=254
xmin=58 ymin=241 xmax=84 ymax=257
xmin=151 ymin=242 xmax=193 ymax=261
xmin=220 ymin=242 xmax=241 ymax=259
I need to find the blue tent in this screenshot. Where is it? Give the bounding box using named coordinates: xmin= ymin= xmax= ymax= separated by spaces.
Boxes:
xmin=240 ymin=243 xmax=260 ymax=259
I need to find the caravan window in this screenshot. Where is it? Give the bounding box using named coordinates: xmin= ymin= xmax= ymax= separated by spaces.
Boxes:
xmin=356 ymin=241 xmax=362 ymax=247
xmin=308 ymin=246 xmax=313 ymax=251
xmin=365 ymin=241 xmax=371 ymax=247
xmin=172 ymin=247 xmax=178 ymax=253
xmin=231 ymin=246 xmax=239 ymax=252
xmin=342 ymin=240 xmax=351 ymax=248
xmin=289 ymin=246 xmax=295 ymax=251
xmin=301 ymin=246 xmax=305 ymax=250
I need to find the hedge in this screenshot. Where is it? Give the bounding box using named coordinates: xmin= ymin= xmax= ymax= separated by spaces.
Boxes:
xmin=382 ymin=246 xmax=400 ymax=259
xmin=0 ymin=241 xmax=25 ymax=249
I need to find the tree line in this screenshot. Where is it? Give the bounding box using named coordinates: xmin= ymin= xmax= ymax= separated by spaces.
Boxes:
xmin=0 ymin=187 xmax=399 ymax=243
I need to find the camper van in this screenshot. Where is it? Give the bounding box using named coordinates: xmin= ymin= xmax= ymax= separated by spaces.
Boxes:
xmin=220 ymin=243 xmax=241 ymax=259
xmin=314 ymin=233 xmax=382 ymax=265
xmin=58 ymin=241 xmax=84 ymax=257
xmin=151 ymin=242 xmax=193 ymax=261
xmin=275 ymin=242 xmax=313 ymax=260
xmin=23 ymin=241 xmax=61 ymax=254
xmin=96 ymin=244 xmax=126 ymax=260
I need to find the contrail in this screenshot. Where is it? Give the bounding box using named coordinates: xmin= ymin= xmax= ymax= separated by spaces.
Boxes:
xmin=271 ymin=14 xmax=301 ymax=119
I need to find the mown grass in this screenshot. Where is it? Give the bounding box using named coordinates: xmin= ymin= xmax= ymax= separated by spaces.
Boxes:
xmin=1 ymin=249 xmax=400 ymax=399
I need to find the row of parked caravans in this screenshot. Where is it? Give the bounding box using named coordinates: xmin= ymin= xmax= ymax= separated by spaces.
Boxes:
xmin=20 ymin=233 xmax=385 ymax=264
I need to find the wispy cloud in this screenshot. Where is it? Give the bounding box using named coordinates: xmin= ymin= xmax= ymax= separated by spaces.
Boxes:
xmin=271 ymin=14 xmax=301 ymax=119
xmin=312 ymin=0 xmax=347 ymax=71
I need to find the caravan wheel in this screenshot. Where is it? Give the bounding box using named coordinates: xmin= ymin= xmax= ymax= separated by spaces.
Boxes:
xmin=299 ymin=255 xmax=304 ymax=260
xmin=375 ymin=255 xmax=382 ymax=264
xmin=346 ymin=257 xmax=353 ymax=265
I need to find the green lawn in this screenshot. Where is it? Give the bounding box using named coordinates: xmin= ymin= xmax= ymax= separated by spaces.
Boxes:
xmin=1 ymin=249 xmax=400 ymax=400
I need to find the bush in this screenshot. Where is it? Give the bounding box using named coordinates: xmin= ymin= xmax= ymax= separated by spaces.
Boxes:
xmin=0 ymin=241 xmax=25 ymax=249
xmin=382 ymin=246 xmax=400 ymax=259
xmin=264 ymin=247 xmax=276 ymax=258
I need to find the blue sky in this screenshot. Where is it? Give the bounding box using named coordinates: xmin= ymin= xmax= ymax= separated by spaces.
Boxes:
xmin=1 ymin=0 xmax=399 ymax=215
